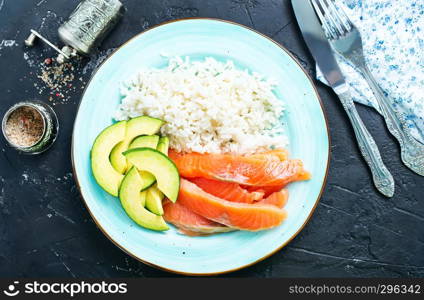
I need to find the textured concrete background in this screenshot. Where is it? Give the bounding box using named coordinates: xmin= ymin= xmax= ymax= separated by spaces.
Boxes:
xmin=0 ymin=0 xmax=423 ymax=277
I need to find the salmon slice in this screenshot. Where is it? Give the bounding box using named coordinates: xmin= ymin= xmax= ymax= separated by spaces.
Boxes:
xmin=178 ymin=179 xmax=287 ymax=231
xmin=190 ymin=178 xmax=288 ymax=208
xmin=190 ymin=178 xmax=264 ymax=204
xmin=245 ymin=185 xmax=284 ymax=197
xmin=169 ymin=150 xmax=310 ymax=187
xmin=258 ymin=189 xmax=288 ymax=208
xmin=249 ymin=149 xmax=289 ymax=161
xmin=163 ymin=200 xmax=234 ymax=236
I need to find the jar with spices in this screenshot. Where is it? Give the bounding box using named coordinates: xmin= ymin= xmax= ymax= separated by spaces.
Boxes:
xmin=2 ymin=101 xmax=58 ymax=154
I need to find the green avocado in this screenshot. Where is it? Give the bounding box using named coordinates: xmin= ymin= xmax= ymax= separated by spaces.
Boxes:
xmin=157 ymin=136 xmax=170 ymax=155
xmin=129 ymin=135 xmax=160 ymax=149
xmin=91 ymin=121 xmax=126 ymax=197
xmin=139 ymin=190 xmax=147 ymax=206
xmin=110 ymin=116 xmax=164 ymax=174
xmin=127 ymin=134 xmax=160 ymax=190
xmin=119 ymin=167 xmax=168 ymax=231
xmin=124 ymin=148 xmax=180 ymax=202
xmin=129 ymin=137 xmax=165 ymax=215
xmin=138 ymin=171 xmax=156 ymax=192
xmin=146 ymin=185 xmax=164 ymax=215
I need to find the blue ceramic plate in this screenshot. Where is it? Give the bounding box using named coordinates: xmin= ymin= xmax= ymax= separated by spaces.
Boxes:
xmin=72 ymin=19 xmax=330 ymax=275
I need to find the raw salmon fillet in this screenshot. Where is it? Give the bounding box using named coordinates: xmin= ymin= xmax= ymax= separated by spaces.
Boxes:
xmin=190 ymin=177 xmax=264 ymax=203
xmin=177 ymin=179 xmax=287 ymax=231
xmin=163 ymin=200 xmax=233 ymax=236
xmin=169 ymin=150 xmax=310 ymax=187
xmin=258 ymin=189 xmax=288 ymax=208
xmin=245 ymin=185 xmax=285 ymax=197
xmin=249 ymin=149 xmax=289 ymax=161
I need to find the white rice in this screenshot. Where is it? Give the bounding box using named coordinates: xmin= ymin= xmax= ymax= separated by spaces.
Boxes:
xmin=114 ymin=56 xmax=287 ymax=154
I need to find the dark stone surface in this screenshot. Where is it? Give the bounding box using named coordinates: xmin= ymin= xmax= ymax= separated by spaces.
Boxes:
xmin=0 ymin=0 xmax=422 ymax=278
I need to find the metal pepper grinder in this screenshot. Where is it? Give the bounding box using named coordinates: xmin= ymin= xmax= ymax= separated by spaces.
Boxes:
xmin=25 ymin=0 xmax=124 ymax=63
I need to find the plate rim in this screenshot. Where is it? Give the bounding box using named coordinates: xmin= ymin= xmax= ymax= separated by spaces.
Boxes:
xmin=71 ymin=17 xmax=331 ymax=276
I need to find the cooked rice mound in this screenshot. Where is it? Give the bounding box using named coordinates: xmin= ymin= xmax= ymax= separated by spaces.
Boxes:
xmin=115 ymin=57 xmax=287 ymax=154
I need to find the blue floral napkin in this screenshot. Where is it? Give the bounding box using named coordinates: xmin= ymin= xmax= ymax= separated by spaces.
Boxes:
xmin=317 ymin=0 xmax=424 ymax=143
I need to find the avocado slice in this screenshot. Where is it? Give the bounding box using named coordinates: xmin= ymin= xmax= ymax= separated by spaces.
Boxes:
xmin=110 ymin=116 xmax=164 ymax=174
xmin=138 ymin=172 xmax=156 ymax=191
xmin=124 ymin=148 xmax=180 ymax=202
xmin=91 ymin=121 xmax=126 ymax=197
xmin=146 ymin=185 xmax=164 ymax=215
xmin=128 ymin=135 xmax=160 ymax=190
xmin=119 ymin=167 xmax=168 ymax=231
xmin=130 ymin=137 xmax=164 ymax=215
xmin=129 ymin=135 xmax=160 ymax=149
xmin=139 ymin=190 xmax=148 ymax=206
xmin=157 ymin=136 xmax=170 ymax=155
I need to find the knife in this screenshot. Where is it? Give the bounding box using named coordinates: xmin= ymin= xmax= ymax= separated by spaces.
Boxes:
xmin=291 ymin=0 xmax=395 ymax=197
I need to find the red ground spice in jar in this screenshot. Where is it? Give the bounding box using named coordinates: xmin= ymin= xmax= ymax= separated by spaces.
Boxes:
xmin=2 ymin=101 xmax=59 ymax=154
xmin=4 ymin=106 xmax=44 ymax=147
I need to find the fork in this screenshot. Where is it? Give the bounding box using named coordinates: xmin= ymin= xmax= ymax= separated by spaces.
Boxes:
xmin=311 ymin=0 xmax=424 ymax=176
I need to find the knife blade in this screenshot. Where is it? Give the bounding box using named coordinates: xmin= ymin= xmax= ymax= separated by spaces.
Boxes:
xmin=291 ymin=0 xmax=346 ymax=93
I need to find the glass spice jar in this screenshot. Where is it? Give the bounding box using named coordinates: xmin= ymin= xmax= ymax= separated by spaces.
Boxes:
xmin=1 ymin=100 xmax=59 ymax=154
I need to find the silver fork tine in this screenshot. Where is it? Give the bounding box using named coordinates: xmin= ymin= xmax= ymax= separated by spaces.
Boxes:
xmin=310 ymin=0 xmax=332 ymax=38
xmin=318 ymin=0 xmax=345 ymax=37
xmin=326 ymin=0 xmax=351 ymax=33
xmin=334 ymin=0 xmax=353 ymax=26
xmin=340 ymin=5 xmax=353 ymax=31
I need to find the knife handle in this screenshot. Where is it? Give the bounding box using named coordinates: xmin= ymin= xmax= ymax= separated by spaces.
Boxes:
xmin=337 ymin=90 xmax=394 ymax=197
